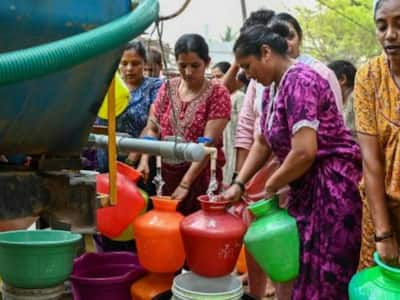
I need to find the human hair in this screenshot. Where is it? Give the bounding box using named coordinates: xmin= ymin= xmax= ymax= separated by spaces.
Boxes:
xmin=147 ymin=47 xmax=162 ymax=66
xmin=234 ymin=24 xmax=289 ymax=57
xmin=174 ymin=34 xmax=210 ymax=63
xmin=123 ymin=40 xmax=147 ymax=62
xmin=272 ymin=13 xmax=303 ymax=41
xmin=374 ymin=0 xmax=389 ymax=18
xmin=240 ymin=9 xmax=275 ymax=33
xmin=328 ymin=60 xmax=357 ymax=88
xmin=212 ymin=61 xmax=231 ymax=74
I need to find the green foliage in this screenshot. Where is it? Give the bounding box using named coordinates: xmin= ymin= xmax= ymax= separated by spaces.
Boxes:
xmin=220 ymin=26 xmax=238 ymax=42
xmin=296 ymin=0 xmax=381 ymax=66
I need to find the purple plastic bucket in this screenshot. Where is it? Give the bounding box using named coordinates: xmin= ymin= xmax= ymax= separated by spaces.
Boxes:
xmin=71 ymin=252 xmax=146 ymax=300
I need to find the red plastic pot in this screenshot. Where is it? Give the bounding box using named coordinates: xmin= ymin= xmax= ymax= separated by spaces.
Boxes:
xmin=180 ymin=195 xmax=246 ymax=277
xmin=96 ymin=162 xmax=145 ymax=239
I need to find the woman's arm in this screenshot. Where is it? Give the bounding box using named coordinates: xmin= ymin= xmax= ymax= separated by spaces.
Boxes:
xmin=264 ymin=127 xmax=317 ymax=195
xmin=234 ymin=80 xmax=258 ymax=174
xmin=172 ymin=118 xmax=228 ymax=200
xmin=137 ymin=105 xmax=161 ymax=180
xmin=358 ymin=133 xmax=398 ymax=264
xmin=224 ymin=134 xmax=271 ymax=202
xmin=222 ymin=62 xmax=243 ymax=94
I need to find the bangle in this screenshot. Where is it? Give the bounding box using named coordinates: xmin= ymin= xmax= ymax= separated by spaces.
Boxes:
xmin=125 ymin=158 xmax=137 ymax=166
xmin=231 ymin=171 xmax=239 ymax=183
xmin=374 ymin=231 xmax=395 ymax=242
xmin=179 ymin=182 xmax=190 ymax=190
xmin=232 ymin=180 xmax=245 ymax=194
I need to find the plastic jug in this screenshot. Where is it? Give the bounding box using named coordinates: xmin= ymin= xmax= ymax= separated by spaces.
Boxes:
xmin=244 ymin=195 xmax=299 ymax=282
xmin=97 ymin=72 xmax=130 ymax=119
xmin=134 ymin=196 xmax=185 ymax=273
xmin=96 ymin=162 xmax=145 ymax=239
xmin=349 ymin=252 xmax=400 ymax=299
xmin=180 ymin=195 xmax=246 ymax=277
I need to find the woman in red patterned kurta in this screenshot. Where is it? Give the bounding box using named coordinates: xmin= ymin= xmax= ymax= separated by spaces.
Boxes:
xmin=138 ymin=34 xmax=231 ymax=215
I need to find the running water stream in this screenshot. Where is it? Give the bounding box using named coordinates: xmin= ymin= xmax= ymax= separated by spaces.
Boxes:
xmin=153 ymin=156 xmax=165 ymax=196
xmin=206 ymin=156 xmax=218 ymax=202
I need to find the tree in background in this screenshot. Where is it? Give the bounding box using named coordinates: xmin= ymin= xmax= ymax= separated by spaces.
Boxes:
xmin=296 ymin=0 xmax=381 ymax=66
xmin=220 ymin=26 xmax=238 ymax=42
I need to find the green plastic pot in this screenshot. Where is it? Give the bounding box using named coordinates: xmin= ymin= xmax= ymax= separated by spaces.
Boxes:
xmin=349 ymin=252 xmax=400 ymax=299
xmin=0 ymin=230 xmax=81 ymax=288
xmin=244 ymin=195 xmax=300 ymax=282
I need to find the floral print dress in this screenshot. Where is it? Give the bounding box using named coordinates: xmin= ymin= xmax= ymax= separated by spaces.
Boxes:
xmin=261 ymin=63 xmax=362 ymax=299
xmin=96 ymin=77 xmax=162 ymax=172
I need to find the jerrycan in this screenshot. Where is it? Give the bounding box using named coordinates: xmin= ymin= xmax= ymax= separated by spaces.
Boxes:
xmin=349 ymin=252 xmax=400 ymax=299
xmin=180 ymin=195 xmax=246 ymax=277
xmin=244 ymin=195 xmax=299 ymax=282
xmin=134 ymin=196 xmax=185 ymax=273
xmin=96 ymin=162 xmax=146 ymax=239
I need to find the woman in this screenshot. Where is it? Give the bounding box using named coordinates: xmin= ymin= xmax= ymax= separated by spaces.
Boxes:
xmin=211 ymin=61 xmax=245 ymax=185
xmin=328 ymin=60 xmax=357 ymax=136
xmin=224 ymin=24 xmax=362 ymax=299
xmin=95 ymin=41 xmax=162 ymax=252
xmin=355 ymin=0 xmax=400 ymax=269
xmin=269 ymin=13 xmax=343 ymax=112
xmin=96 ymin=41 xmax=162 ymax=173
xmin=138 ymin=34 xmax=231 ymax=215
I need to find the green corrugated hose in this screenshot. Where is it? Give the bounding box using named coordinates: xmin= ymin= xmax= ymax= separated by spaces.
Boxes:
xmin=0 ymin=0 xmax=159 ymax=86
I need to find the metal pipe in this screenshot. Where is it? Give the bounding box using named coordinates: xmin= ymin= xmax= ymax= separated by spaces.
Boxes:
xmin=89 ymin=134 xmax=205 ymax=162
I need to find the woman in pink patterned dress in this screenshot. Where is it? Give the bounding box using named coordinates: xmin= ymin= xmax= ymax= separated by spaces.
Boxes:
xmin=225 ymin=24 xmax=362 ymax=300
xmin=138 ymin=34 xmax=231 ymax=215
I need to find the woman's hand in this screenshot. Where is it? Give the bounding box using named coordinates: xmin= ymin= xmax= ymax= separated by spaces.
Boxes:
xmin=376 ymin=236 xmax=400 ymax=266
xmin=125 ymin=152 xmax=140 ymax=166
xmin=171 ymin=185 xmax=189 ymax=201
xmin=224 ymin=183 xmax=243 ymax=203
xmin=265 ymin=181 xmax=278 ymax=200
xmin=136 ymin=158 xmax=150 ymax=182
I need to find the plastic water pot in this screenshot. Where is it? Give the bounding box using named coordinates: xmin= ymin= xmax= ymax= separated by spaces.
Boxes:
xmin=96 ymin=162 xmax=145 ymax=239
xmin=180 ymin=195 xmax=246 ymax=277
xmin=134 ymin=196 xmax=185 ymax=273
xmin=349 ymin=252 xmax=400 ymax=299
xmin=236 ymin=246 xmax=248 ymax=274
xmin=244 ymin=196 xmax=300 ymax=282
xmin=0 ymin=230 xmax=81 ymax=288
xmin=130 ymin=273 xmax=175 ymax=300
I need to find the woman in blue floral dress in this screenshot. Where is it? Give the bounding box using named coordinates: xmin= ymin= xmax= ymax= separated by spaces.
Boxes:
xmin=96 ymin=41 xmax=162 ymax=172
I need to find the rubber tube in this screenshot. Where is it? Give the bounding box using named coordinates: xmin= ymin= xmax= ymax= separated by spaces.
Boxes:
xmin=0 ymin=0 xmax=159 ymax=85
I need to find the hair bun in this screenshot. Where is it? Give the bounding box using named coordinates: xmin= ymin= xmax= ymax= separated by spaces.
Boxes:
xmin=268 ymin=20 xmax=291 ymax=39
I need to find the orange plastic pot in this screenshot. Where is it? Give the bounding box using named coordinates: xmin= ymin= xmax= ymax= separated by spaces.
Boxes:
xmin=134 ymin=196 xmax=185 ymax=273
xmin=130 ymin=273 xmax=174 ymax=300
xmin=96 ymin=162 xmax=145 ymax=239
xmin=180 ymin=195 xmax=246 ymax=277
xmin=236 ymin=245 xmax=248 ymax=274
